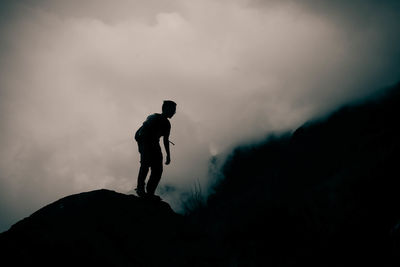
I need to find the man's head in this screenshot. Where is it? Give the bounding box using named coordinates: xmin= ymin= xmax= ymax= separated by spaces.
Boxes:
xmin=162 ymin=100 xmax=177 ymax=118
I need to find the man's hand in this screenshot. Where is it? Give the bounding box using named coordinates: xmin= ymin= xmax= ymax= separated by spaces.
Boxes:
xmin=165 ymin=155 xmax=171 ymax=165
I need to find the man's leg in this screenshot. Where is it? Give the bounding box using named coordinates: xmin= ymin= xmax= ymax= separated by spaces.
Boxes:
xmin=137 ymin=164 xmax=149 ymax=189
xmin=146 ymin=159 xmax=163 ymax=196
xmin=137 ymin=151 xmax=150 ymax=196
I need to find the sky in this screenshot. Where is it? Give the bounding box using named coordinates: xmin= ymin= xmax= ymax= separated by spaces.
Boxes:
xmin=1 ymin=0 xmax=400 ymax=232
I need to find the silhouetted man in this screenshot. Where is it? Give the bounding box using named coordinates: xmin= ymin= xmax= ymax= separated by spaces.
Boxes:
xmin=134 ymin=100 xmax=177 ymax=199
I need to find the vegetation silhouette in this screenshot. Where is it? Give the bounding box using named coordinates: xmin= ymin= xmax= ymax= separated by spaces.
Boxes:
xmin=200 ymin=82 xmax=400 ymax=266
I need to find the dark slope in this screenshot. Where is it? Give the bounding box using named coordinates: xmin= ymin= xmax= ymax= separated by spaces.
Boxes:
xmin=0 ymin=189 xmax=203 ymax=266
xmin=200 ymin=83 xmax=400 ymax=266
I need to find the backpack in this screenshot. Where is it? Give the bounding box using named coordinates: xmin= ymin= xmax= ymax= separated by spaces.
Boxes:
xmin=134 ymin=126 xmax=143 ymax=142
xmin=134 ymin=113 xmax=164 ymax=143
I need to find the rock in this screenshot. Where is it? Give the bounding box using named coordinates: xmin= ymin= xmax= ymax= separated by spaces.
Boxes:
xmin=0 ymin=189 xmax=192 ymax=266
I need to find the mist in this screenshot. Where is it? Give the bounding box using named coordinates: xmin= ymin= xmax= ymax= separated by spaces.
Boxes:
xmin=1 ymin=0 xmax=399 ymax=232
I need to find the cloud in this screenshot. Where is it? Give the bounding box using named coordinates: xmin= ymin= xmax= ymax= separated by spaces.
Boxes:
xmin=0 ymin=0 xmax=400 ymax=232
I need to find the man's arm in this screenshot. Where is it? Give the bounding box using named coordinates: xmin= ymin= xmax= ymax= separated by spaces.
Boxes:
xmin=163 ymin=135 xmax=171 ymax=165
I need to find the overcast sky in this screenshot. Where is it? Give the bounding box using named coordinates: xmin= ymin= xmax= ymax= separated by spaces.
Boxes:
xmin=1 ymin=0 xmax=399 ymax=232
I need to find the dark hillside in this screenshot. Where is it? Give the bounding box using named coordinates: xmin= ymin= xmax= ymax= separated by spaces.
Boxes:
xmin=201 ymin=83 xmax=400 ymax=266
xmin=0 ymin=189 xmax=204 ymax=266
xmin=1 ymin=84 xmax=400 ymax=266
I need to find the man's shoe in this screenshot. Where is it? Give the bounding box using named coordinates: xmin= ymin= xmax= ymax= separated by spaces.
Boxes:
xmin=135 ymin=188 xmax=146 ymax=197
xmin=145 ymin=194 xmax=161 ymax=201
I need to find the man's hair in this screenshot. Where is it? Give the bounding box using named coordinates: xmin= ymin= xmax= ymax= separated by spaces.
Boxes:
xmin=162 ymin=100 xmax=177 ymax=113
